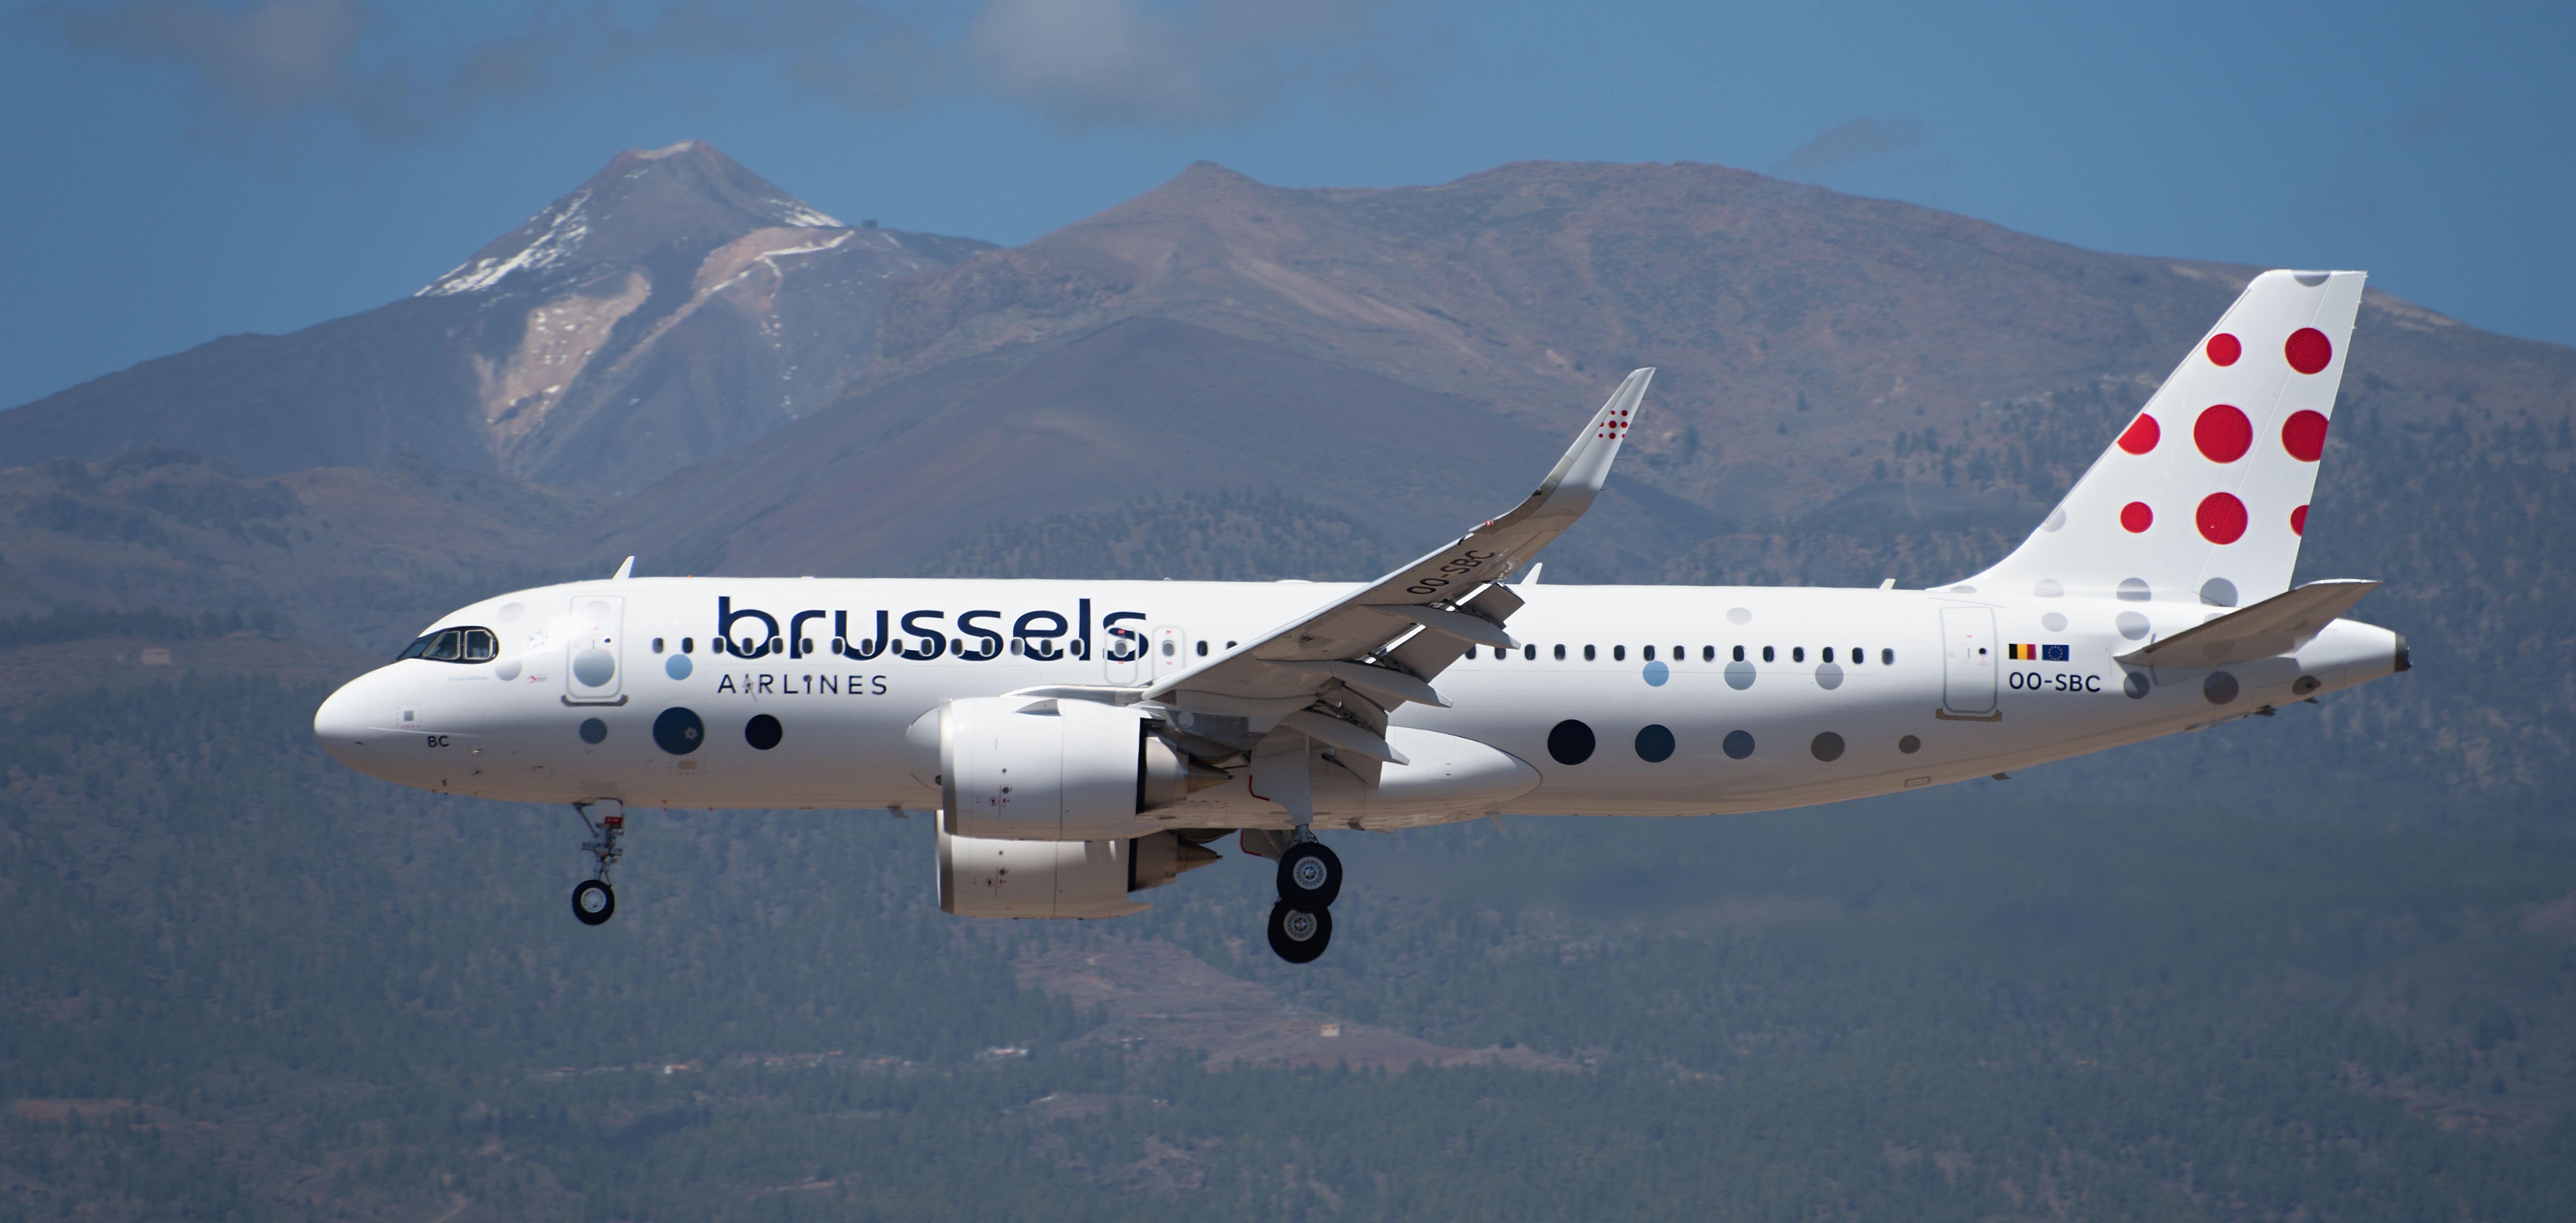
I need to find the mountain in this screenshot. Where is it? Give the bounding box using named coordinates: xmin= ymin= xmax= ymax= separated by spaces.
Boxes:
xmin=0 ymin=141 xmax=993 ymax=494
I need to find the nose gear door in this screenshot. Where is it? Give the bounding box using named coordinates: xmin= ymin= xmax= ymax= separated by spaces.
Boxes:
xmin=1940 ymin=606 xmax=1997 ymax=716
xmin=567 ymin=596 xmax=626 ymax=703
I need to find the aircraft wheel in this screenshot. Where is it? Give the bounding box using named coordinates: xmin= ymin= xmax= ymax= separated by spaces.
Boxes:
xmin=1266 ymin=902 xmax=1332 ymax=964
xmin=571 ymin=879 xmax=616 ymax=926
xmin=1277 ymin=841 xmax=1343 ymax=908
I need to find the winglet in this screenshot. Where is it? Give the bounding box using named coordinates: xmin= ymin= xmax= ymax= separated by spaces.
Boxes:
xmin=1505 ymin=368 xmax=1652 ymax=534
xmin=611 ymin=555 xmax=635 ymax=580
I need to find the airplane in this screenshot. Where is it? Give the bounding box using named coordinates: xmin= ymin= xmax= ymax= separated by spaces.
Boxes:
xmin=314 ymin=269 xmax=2405 ymax=963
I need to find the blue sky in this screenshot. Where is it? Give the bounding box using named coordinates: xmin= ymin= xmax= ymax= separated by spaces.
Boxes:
xmin=1 ymin=0 xmax=2567 ymax=409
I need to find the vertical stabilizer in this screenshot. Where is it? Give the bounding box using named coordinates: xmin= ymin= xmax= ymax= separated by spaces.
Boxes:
xmin=1962 ymin=270 xmax=2364 ymax=607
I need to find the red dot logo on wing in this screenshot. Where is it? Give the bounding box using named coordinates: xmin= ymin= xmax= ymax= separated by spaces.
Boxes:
xmin=2281 ymin=410 xmax=2328 ymax=462
xmin=2285 ymin=328 xmax=2333 ymax=374
xmin=2290 ymin=505 xmax=2308 ymax=536
xmin=2206 ymin=333 xmax=2241 ymax=366
xmin=2194 ymin=405 xmax=2253 ymax=462
xmin=2120 ymin=502 xmax=2153 ymax=533
xmin=2197 ymin=493 xmax=2247 ymax=544
xmin=2116 ymin=414 xmax=2161 ymax=455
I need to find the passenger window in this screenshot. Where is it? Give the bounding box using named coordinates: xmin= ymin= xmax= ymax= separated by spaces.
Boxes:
xmin=1762 ymin=646 xmax=1774 ymax=662
xmin=1882 ymin=648 xmax=1895 ymax=665
xmin=1614 ymin=645 xmax=1627 ymax=661
xmin=1196 ymin=640 xmax=1209 ymax=657
xmin=1524 ymin=645 xmax=1536 ymax=661
xmin=1703 ymin=646 xmax=1716 ymax=662
xmin=1554 ymin=644 xmax=1566 ymax=660
xmin=1642 ymin=645 xmax=1655 ymax=661
xmin=1851 ymin=646 xmax=1863 ymax=663
xmin=1584 ymin=645 xmax=1597 ymax=661
xmin=683 ymin=637 xmax=695 ymax=654
xmin=651 ymin=637 xmax=665 ymax=654
xmin=1732 ymin=646 xmax=1744 ymax=662
xmin=1793 ymin=647 xmax=1805 ymax=662
xmin=1822 ymin=647 xmax=1835 ymax=664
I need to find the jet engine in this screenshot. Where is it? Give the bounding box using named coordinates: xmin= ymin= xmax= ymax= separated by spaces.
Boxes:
xmin=937 ymin=827 xmax=1223 ymax=918
xmin=904 ymin=697 xmax=1228 ymax=841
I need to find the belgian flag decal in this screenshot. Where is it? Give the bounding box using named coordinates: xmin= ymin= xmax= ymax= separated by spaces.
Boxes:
xmin=2008 ymin=644 xmax=2071 ymax=661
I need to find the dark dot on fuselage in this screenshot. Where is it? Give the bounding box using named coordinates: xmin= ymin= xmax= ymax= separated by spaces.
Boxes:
xmin=1722 ymin=730 xmax=1755 ymax=760
xmin=1898 ymin=735 xmax=1921 ymax=754
xmin=1635 ymin=724 xmax=1674 ymax=763
xmin=578 ymin=718 xmax=607 ymax=745
xmin=745 ymin=714 xmax=783 ymax=751
xmin=1546 ymin=720 xmax=1595 ymax=766
xmin=653 ymin=707 xmax=705 ymax=756
xmin=1810 ymin=732 xmax=1845 ymax=762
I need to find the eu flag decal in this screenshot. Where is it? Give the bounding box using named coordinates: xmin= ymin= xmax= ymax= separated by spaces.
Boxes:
xmin=2042 ymin=644 xmax=2070 ymax=662
xmin=2008 ymin=643 xmax=2072 ymax=661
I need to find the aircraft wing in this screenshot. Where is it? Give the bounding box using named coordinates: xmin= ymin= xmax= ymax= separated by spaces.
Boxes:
xmin=2115 ymin=579 xmax=2379 ymax=669
xmin=1140 ymin=369 xmax=1651 ymax=796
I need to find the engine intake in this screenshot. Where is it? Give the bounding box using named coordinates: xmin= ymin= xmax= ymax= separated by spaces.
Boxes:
xmin=904 ymin=697 xmax=1227 ymax=840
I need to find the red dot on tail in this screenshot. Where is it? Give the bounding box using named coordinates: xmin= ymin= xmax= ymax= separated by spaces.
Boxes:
xmin=2194 ymin=405 xmax=2253 ymax=463
xmin=2290 ymin=505 xmax=2308 ymax=535
xmin=2120 ymin=502 xmax=2153 ymax=533
xmin=2116 ymin=414 xmax=2161 ymax=455
xmin=2286 ymin=328 xmax=2333 ymax=374
xmin=2206 ymin=333 xmax=2241 ymax=366
xmin=2197 ymin=492 xmax=2248 ymax=544
xmin=2281 ymin=410 xmax=2328 ymax=462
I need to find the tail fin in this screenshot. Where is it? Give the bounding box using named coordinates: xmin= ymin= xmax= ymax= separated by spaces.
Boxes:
xmin=1961 ymin=269 xmax=2365 ymax=607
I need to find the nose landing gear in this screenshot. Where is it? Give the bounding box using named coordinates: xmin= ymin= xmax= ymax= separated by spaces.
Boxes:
xmin=571 ymin=800 xmax=625 ymax=927
xmin=1266 ymin=834 xmax=1341 ymax=964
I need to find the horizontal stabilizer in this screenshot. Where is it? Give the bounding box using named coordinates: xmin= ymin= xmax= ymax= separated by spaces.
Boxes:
xmin=2116 ymin=579 xmax=2379 ymax=668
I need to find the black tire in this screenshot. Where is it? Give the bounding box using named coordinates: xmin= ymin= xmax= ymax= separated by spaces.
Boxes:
xmin=1277 ymin=840 xmax=1342 ymax=908
xmin=571 ymin=879 xmax=616 ymax=926
xmin=1266 ymin=902 xmax=1332 ymax=964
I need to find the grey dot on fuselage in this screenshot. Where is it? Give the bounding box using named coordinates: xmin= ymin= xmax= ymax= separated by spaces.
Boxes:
xmin=2124 ymin=672 xmax=2149 ymax=699
xmin=2042 ymin=612 xmax=2068 ymax=632
xmin=2117 ymin=578 xmax=2152 ymax=602
xmin=2033 ymin=579 xmax=2063 ymax=598
xmin=2203 ymin=671 xmax=2239 ymax=705
xmin=573 ymin=649 xmax=616 ymax=687
xmin=2041 ymin=506 xmax=2066 ymax=532
xmin=1814 ymin=662 xmax=1843 ymax=690
xmin=1724 ymin=661 xmax=1756 ymax=690
xmin=2117 ymin=612 xmax=2151 ymax=640
xmin=2200 ymin=578 xmax=2238 ymax=607
xmin=1810 ymin=732 xmax=1845 ymax=762
xmin=1726 ymin=607 xmax=1752 ymax=625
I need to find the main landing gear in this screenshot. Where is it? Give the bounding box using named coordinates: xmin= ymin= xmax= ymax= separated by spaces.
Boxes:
xmin=571 ymin=799 xmax=625 ymax=926
xmin=1267 ymin=834 xmax=1341 ymax=964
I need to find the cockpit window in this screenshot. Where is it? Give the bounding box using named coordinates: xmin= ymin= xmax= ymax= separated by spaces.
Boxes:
xmin=398 ymin=627 xmax=497 ymax=663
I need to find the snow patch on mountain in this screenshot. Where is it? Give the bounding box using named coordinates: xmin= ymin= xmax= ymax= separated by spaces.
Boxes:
xmin=417 ymin=190 xmax=594 ymax=298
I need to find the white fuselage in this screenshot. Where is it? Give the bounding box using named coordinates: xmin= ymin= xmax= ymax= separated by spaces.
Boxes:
xmin=312 ymin=576 xmax=2404 ymax=828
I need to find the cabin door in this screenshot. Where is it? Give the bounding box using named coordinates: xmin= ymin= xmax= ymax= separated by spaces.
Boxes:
xmin=1940 ymin=606 xmax=1996 ymax=716
xmin=566 ymin=596 xmax=626 ymax=703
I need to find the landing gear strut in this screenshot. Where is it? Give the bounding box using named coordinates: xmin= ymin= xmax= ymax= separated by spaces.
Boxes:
xmin=1266 ymin=830 xmax=1340 ymax=964
xmin=571 ymin=799 xmax=624 ymax=927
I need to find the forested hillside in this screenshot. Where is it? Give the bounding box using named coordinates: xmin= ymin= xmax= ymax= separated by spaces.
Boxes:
xmin=4 ymin=674 xmax=2572 ymax=1220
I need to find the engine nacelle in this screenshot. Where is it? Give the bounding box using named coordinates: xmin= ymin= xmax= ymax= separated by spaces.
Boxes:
xmin=937 ymin=828 xmax=1223 ymax=919
xmin=905 ymin=697 xmax=1225 ymax=841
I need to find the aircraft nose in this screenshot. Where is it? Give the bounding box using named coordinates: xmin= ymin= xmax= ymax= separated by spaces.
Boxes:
xmin=313 ymin=679 xmax=373 ymax=773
